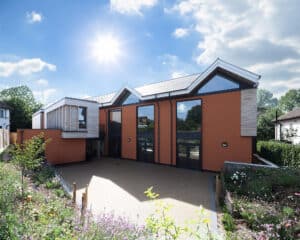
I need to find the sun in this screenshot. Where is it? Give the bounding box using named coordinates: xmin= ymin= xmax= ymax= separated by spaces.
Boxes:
xmin=91 ymin=34 xmax=122 ymax=64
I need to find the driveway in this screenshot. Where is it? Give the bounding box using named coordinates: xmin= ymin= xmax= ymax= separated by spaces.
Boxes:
xmin=56 ymin=158 xmax=217 ymax=230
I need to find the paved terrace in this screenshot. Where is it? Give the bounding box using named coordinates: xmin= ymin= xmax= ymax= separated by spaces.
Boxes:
xmin=56 ymin=157 xmax=217 ymax=230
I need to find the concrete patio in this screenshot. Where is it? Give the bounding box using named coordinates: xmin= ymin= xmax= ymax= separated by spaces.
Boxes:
xmin=56 ymin=157 xmax=217 ymax=230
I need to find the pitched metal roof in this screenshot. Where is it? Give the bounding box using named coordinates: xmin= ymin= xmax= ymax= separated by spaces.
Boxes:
xmin=277 ymin=107 xmax=300 ymax=121
xmin=135 ymin=73 xmax=200 ymax=96
xmin=87 ymin=58 xmax=261 ymax=106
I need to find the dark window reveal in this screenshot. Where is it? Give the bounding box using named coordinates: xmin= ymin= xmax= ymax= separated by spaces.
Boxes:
xmin=78 ymin=107 xmax=87 ymax=129
xmin=198 ymin=74 xmax=239 ymax=94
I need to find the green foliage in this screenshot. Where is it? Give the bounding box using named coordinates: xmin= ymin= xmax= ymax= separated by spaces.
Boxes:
xmin=257 ymin=89 xmax=278 ymax=112
xmin=257 ymin=107 xmax=282 ymax=141
xmin=32 ymin=164 xmax=55 ymax=185
xmin=144 ymin=187 xmax=220 ymax=240
xmin=0 ymin=85 xmax=42 ymax=131
xmin=222 ymin=213 xmax=235 ymax=232
xmin=11 ymin=133 xmax=48 ymax=195
xmin=279 ymin=89 xmax=300 ymax=112
xmin=224 ymin=167 xmax=300 ymax=200
xmin=257 ymin=140 xmax=300 ymax=167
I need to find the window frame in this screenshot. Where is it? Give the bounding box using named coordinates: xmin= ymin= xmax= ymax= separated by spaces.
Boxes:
xmin=78 ymin=106 xmax=87 ymax=129
xmin=175 ymin=98 xmax=202 ymax=170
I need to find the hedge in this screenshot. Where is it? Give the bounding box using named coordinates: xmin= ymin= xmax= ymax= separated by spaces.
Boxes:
xmin=257 ymin=141 xmax=300 ymax=168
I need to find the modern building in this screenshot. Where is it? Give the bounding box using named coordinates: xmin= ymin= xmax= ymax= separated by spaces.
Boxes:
xmin=275 ymin=107 xmax=300 ymax=144
xmin=0 ymin=101 xmax=10 ymax=150
xmin=29 ymin=59 xmax=260 ymax=171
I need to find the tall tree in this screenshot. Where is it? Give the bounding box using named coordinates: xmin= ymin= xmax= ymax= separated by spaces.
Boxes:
xmin=257 ymin=107 xmax=282 ymax=141
xmin=257 ymin=89 xmax=278 ymax=113
xmin=279 ymin=89 xmax=300 ymax=112
xmin=0 ymin=86 xmax=42 ymax=131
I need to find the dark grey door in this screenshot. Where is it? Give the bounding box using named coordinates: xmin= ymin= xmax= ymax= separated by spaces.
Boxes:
xmin=108 ymin=110 xmax=122 ymax=158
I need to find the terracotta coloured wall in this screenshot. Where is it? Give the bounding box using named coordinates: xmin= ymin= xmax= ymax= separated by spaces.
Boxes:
xmin=200 ymin=91 xmax=252 ymax=171
xmin=121 ymin=105 xmax=137 ymax=160
xmin=158 ymin=100 xmax=172 ymax=165
xmin=100 ymin=90 xmax=253 ymax=171
xmin=17 ymin=129 xmax=86 ymax=165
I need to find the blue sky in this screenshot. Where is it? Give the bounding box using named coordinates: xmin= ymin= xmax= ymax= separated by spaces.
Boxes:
xmin=1 ymin=0 xmax=300 ymax=104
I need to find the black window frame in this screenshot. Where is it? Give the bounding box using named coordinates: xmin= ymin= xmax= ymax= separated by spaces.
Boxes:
xmin=136 ymin=104 xmax=155 ymax=163
xmin=78 ymin=106 xmax=87 ymax=129
xmin=176 ymin=98 xmax=202 ymax=170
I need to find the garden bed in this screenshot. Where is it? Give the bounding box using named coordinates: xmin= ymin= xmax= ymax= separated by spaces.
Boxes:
xmin=222 ymin=166 xmax=300 ymax=239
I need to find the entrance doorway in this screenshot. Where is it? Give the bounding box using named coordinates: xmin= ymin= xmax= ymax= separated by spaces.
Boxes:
xmin=176 ymin=99 xmax=202 ymax=170
xmin=108 ymin=109 xmax=122 ymax=158
xmin=137 ymin=105 xmax=155 ymax=163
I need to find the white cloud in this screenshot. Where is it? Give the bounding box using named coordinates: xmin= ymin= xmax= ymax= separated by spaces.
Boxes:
xmin=33 ymin=88 xmax=57 ymax=104
xmin=36 ymin=79 xmax=49 ymax=86
xmin=177 ymin=103 xmax=187 ymax=113
xmin=110 ymin=0 xmax=157 ymax=15
xmin=171 ymin=71 xmax=186 ymax=78
xmin=159 ymin=54 xmax=196 ymax=78
xmin=0 ymin=58 xmax=56 ymax=77
xmin=173 ymin=28 xmax=190 ymax=38
xmin=26 ymin=11 xmax=43 ymax=23
xmin=168 ymin=0 xmax=300 ymax=96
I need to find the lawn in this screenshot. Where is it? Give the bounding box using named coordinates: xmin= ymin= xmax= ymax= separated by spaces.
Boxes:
xmin=222 ymin=167 xmax=300 ymax=240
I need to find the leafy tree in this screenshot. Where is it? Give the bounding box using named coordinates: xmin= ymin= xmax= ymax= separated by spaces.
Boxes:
xmin=279 ymin=89 xmax=300 ymax=112
xmin=257 ymin=89 xmax=278 ymax=113
xmin=257 ymin=107 xmax=282 ymax=141
xmin=0 ymin=86 xmax=42 ymax=131
xmin=11 ymin=133 xmax=47 ymax=196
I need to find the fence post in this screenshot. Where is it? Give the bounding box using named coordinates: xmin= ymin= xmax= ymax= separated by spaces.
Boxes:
xmin=85 ymin=184 xmax=88 ymax=208
xmin=81 ymin=192 xmax=86 ymax=222
xmin=72 ymin=182 xmax=77 ymax=205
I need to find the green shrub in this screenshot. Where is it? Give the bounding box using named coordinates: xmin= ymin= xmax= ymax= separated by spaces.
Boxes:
xmin=257 ymin=140 xmax=300 ymax=167
xmin=222 ymin=213 xmax=235 ymax=232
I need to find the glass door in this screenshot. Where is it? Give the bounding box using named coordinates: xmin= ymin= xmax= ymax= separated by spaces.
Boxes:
xmin=137 ymin=105 xmax=154 ymax=163
xmin=176 ymin=100 xmax=202 ymax=170
xmin=108 ymin=109 xmax=122 ymax=158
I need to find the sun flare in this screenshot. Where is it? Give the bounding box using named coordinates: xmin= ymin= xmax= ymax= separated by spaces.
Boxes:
xmin=91 ymin=34 xmax=122 ymax=64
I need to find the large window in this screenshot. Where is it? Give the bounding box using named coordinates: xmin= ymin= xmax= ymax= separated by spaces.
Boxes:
xmin=176 ymin=99 xmax=201 ymax=170
xmin=78 ymin=107 xmax=87 ymax=129
xmin=198 ymin=74 xmax=239 ymax=94
xmin=137 ymin=105 xmax=154 ymax=162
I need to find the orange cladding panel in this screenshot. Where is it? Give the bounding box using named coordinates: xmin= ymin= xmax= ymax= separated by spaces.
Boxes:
xmin=121 ymin=105 xmax=137 ymax=160
xmin=158 ymin=100 xmax=172 ymax=165
xmin=17 ymin=129 xmax=86 ymax=165
xmin=201 ymin=91 xmax=252 ymax=171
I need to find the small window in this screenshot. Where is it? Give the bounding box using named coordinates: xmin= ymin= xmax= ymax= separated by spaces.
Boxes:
xmin=198 ymin=74 xmax=240 ymax=94
xmin=0 ymin=109 xmax=4 ymax=118
xmin=121 ymin=93 xmax=140 ymax=105
xmin=78 ymin=107 xmax=87 ymax=129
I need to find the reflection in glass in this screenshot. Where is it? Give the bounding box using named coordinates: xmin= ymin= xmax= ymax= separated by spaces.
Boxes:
xmin=109 ymin=110 xmax=122 ymax=157
xmin=137 ymin=105 xmax=154 ymax=162
xmin=122 ymin=92 xmax=140 ymax=105
xmin=176 ymin=100 xmax=201 ymax=170
xmin=79 ymin=107 xmax=87 ymax=129
xmin=198 ymin=74 xmax=239 ymax=94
